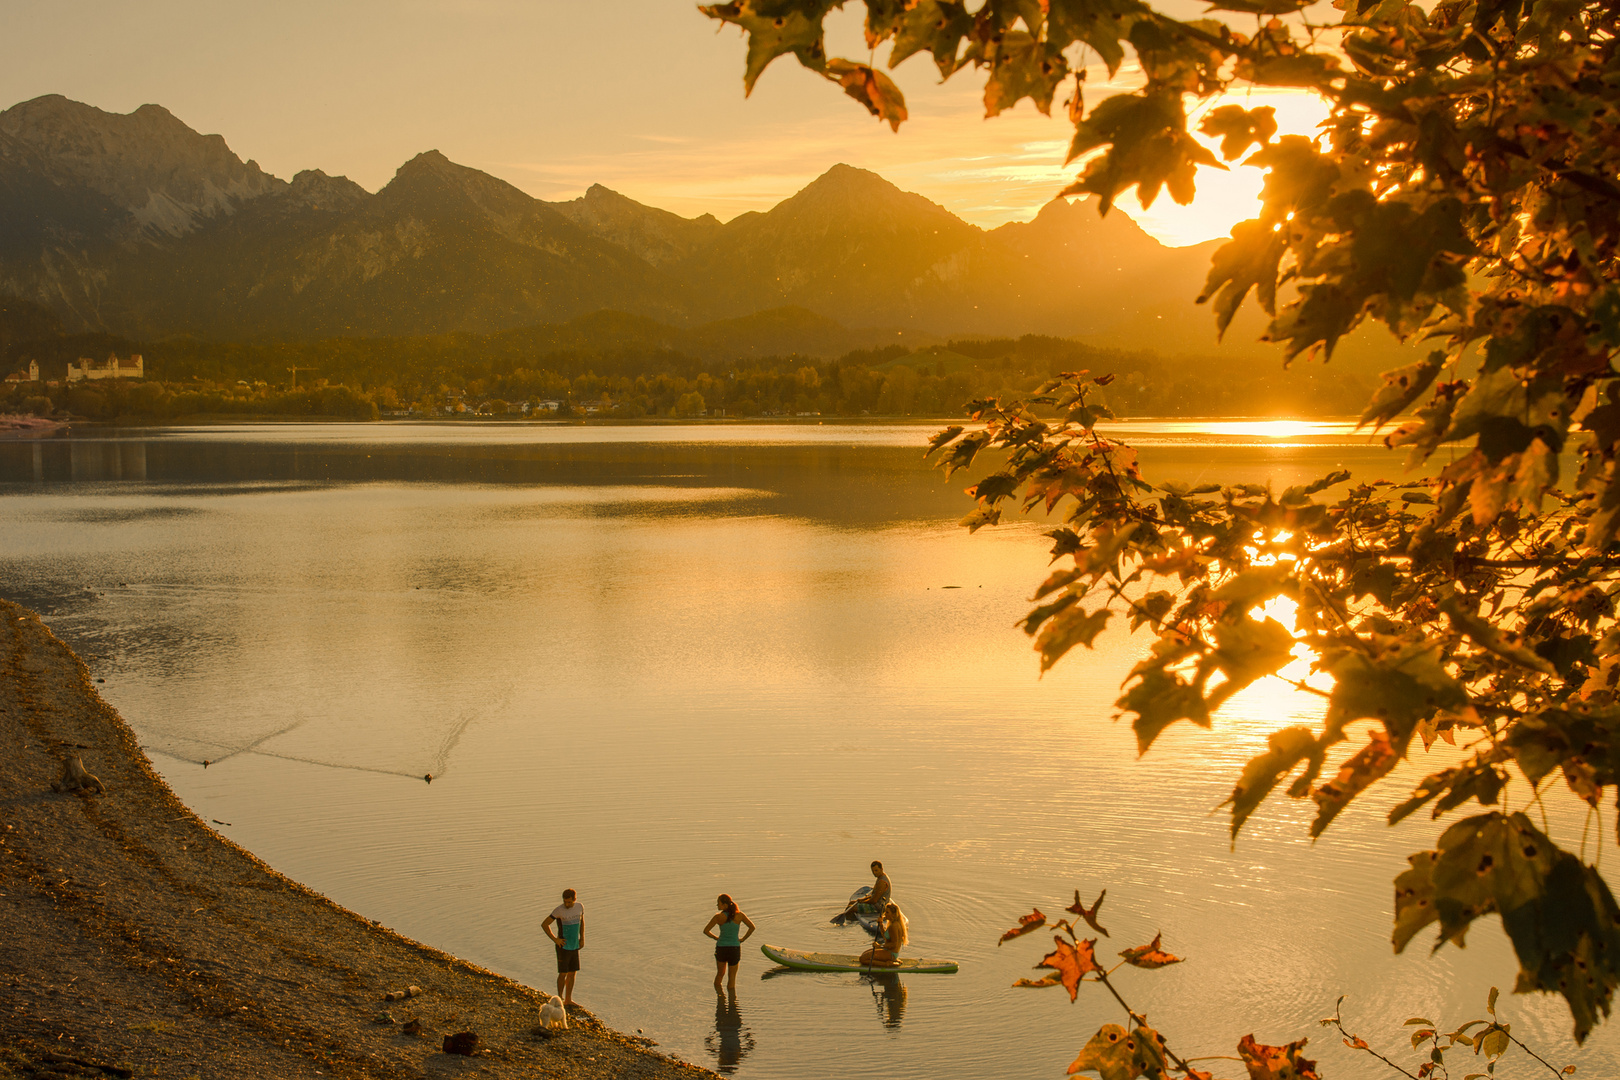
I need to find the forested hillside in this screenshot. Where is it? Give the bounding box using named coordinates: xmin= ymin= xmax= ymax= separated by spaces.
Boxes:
xmin=0 ymin=297 xmax=1380 ymax=421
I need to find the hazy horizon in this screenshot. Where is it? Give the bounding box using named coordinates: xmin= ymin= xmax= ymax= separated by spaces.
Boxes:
xmin=0 ymin=1 xmax=1327 ymax=246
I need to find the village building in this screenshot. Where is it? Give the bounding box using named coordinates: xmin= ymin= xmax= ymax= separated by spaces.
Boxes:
xmin=4 ymin=360 xmax=40 ymax=383
xmin=66 ymin=354 xmax=144 ymax=383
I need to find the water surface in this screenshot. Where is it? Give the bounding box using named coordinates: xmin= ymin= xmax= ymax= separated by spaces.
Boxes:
xmin=0 ymin=421 xmax=1608 ymax=1080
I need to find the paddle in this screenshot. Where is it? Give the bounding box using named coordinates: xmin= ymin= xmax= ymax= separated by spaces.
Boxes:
xmin=831 ymin=885 xmax=872 ymax=926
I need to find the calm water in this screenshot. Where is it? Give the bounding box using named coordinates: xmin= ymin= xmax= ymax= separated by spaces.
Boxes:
xmin=0 ymin=421 xmax=1611 ymax=1079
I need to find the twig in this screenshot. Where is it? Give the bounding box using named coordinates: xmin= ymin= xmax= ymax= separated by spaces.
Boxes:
xmin=1502 ymin=1028 xmax=1571 ymax=1079
xmin=1327 ymin=998 xmax=1421 ymax=1080
xmin=1091 ymin=968 xmax=1199 ymax=1078
xmin=1527 ymin=775 xmax=1552 ymax=833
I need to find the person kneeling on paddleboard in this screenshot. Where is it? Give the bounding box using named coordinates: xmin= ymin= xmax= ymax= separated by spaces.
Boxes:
xmin=858 ymin=902 xmax=907 ymax=967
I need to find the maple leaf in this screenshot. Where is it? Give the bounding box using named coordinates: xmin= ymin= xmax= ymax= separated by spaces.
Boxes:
xmin=1309 ymin=728 xmax=1400 ymax=837
xmin=1067 ymin=1024 xmax=1171 ymax=1080
xmin=1393 ymin=812 xmax=1620 ymax=1042
xmin=980 ymin=31 xmax=1069 ymax=118
xmin=858 ymin=0 xmax=908 ymax=47
xmin=1045 ymin=1 xmax=1127 ymax=76
xmin=1204 ymin=615 xmax=1296 ymax=711
xmin=1012 ymin=972 xmax=1065 ymax=988
xmin=999 ymin=908 xmax=1047 ymax=945
xmin=824 ymin=59 xmax=908 ymax=131
xmin=1198 ymin=104 xmax=1278 ymax=161
xmin=1321 ymin=642 xmax=1467 ymax=748
xmin=1118 ymin=932 xmax=1182 ymax=969
xmin=1359 ymin=353 xmax=1445 ymax=432
xmin=924 ymin=425 xmax=964 ymax=457
xmin=887 ymin=0 xmax=974 ymax=77
xmin=1063 ymin=90 xmax=1219 ymax=213
xmin=1224 ymin=726 xmax=1320 ymax=840
xmin=1067 ymin=888 xmax=1111 ymax=937
xmin=1440 ymin=597 xmax=1558 ymax=676
xmin=1118 ymin=665 xmax=1210 ymax=754
xmin=1038 ymin=935 xmax=1102 ymax=1001
xmin=698 ymin=1 xmax=834 ymax=93
xmin=937 ymin=429 xmax=992 ymax=477
xmin=1237 ymin=1034 xmax=1320 ymax=1080
xmin=1198 ymin=218 xmax=1285 ymax=338
xmin=960 ymin=506 xmax=1002 ymax=533
xmin=1036 ymin=606 xmax=1112 ymax=672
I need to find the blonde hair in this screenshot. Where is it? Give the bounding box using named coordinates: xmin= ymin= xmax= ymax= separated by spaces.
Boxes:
xmin=885 ymin=903 xmax=908 ymax=947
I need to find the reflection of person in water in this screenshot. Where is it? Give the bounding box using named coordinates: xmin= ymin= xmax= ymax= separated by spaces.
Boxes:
xmin=867 ymin=972 xmax=908 ymax=1029
xmin=705 ymin=987 xmax=755 ymax=1074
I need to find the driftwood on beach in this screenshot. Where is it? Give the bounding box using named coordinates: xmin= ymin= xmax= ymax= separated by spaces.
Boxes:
xmin=0 ymin=599 xmax=710 ymax=1079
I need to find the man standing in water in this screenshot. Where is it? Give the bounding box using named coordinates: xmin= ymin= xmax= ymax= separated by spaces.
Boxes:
xmin=543 ymin=888 xmax=584 ymax=1006
xmin=834 ymin=861 xmax=891 ymax=924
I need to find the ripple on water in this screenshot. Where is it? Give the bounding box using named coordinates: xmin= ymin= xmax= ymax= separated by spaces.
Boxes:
xmin=0 ymin=428 xmax=1613 ymax=1080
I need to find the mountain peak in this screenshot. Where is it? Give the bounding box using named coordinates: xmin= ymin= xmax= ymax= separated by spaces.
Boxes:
xmin=285 ymin=169 xmax=370 ymax=211
xmin=1012 ymin=194 xmax=1166 ymax=251
xmin=550 ymin=182 xmax=722 ymax=267
xmin=803 ymin=163 xmax=899 ymax=195
xmin=131 ymin=102 xmax=180 ymax=123
xmin=780 ymin=164 xmax=962 ymax=228
xmin=392 ymin=150 xmax=464 ymax=182
xmin=386 ymin=150 xmax=544 ymax=205
xmin=0 ymin=94 xmax=283 ymax=236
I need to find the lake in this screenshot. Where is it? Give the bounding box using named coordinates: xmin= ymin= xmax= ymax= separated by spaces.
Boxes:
xmin=0 ymin=420 xmax=1611 ymax=1079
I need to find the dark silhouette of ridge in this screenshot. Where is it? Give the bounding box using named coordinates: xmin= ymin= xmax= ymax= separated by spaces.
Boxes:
xmin=0 ymin=94 xmax=1414 ymax=367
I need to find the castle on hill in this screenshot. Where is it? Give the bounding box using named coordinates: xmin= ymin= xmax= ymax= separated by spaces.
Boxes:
xmin=67 ymin=354 xmax=143 ymax=382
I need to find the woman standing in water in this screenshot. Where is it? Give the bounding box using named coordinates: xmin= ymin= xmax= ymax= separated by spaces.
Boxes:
xmin=703 ymin=894 xmax=756 ymax=990
xmin=857 ymin=902 xmax=907 ymax=967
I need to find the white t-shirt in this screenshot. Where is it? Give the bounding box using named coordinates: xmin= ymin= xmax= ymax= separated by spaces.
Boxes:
xmin=551 ymin=903 xmax=584 ymax=949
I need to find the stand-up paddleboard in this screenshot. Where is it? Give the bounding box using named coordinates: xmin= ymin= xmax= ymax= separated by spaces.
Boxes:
xmin=761 ymin=943 xmax=959 ymax=974
xmin=844 ymin=886 xmax=884 ymax=936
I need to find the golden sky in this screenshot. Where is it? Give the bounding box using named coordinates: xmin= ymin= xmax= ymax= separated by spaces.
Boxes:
xmin=0 ymin=0 xmax=1329 ymax=247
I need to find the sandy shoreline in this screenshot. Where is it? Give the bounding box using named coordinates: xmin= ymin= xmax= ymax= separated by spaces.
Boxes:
xmin=0 ymin=598 xmax=715 ymax=1079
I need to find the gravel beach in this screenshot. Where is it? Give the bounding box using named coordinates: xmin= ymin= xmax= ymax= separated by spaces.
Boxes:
xmin=0 ymin=598 xmax=715 ymax=1080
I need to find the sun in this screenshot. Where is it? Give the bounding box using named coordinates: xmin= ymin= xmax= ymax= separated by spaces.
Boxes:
xmin=1118 ymin=88 xmax=1333 ymax=248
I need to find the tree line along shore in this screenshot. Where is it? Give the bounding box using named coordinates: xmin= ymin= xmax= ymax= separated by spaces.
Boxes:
xmin=1 ymin=301 xmax=1392 ymax=424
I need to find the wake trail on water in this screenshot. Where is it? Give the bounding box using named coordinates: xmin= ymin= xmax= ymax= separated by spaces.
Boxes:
xmin=186 ymin=716 xmax=311 ymax=766
xmin=153 ymin=688 xmax=516 ymax=782
xmin=426 ymin=683 xmax=514 ymax=779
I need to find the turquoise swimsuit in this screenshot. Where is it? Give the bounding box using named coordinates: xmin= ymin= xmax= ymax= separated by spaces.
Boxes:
xmin=717 ymin=920 xmax=742 ymax=947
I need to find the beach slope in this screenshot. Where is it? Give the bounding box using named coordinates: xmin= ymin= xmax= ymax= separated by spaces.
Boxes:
xmin=0 ymin=599 xmax=708 ymax=1079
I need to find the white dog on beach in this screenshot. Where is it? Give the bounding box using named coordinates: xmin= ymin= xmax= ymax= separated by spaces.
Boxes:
xmin=539 ymin=994 xmax=568 ymax=1030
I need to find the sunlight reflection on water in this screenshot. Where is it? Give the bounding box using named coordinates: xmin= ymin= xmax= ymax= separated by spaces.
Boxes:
xmin=0 ymin=423 xmax=1609 ymax=1080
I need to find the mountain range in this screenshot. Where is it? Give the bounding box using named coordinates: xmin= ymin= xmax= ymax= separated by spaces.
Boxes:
xmin=0 ymin=94 xmax=1401 ymax=364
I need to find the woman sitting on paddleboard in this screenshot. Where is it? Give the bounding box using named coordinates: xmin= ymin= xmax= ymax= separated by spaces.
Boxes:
xmin=858 ymin=902 xmax=908 ymax=967
xmin=704 ymin=893 xmax=757 ymax=990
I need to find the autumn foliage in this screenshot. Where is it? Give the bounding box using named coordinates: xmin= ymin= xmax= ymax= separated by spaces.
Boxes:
xmin=1003 ymin=886 xmax=1317 ymax=1079
xmin=707 ymin=0 xmax=1620 ymax=1053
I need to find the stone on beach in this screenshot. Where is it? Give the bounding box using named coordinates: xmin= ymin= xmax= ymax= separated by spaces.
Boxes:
xmin=443 ymin=1031 xmax=480 ymax=1055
